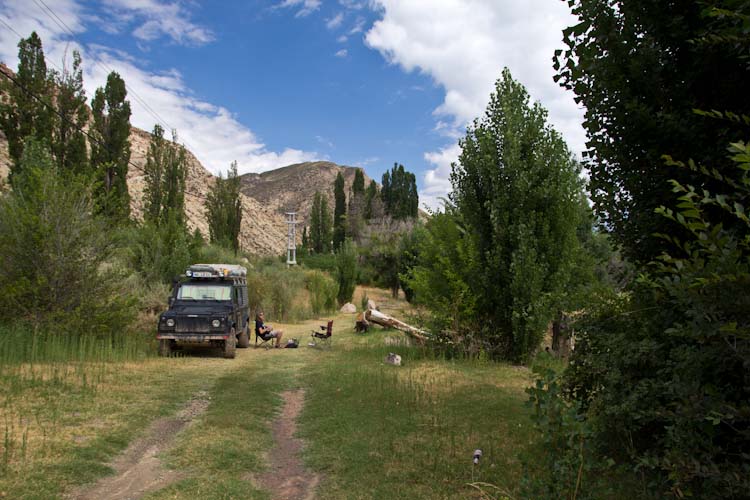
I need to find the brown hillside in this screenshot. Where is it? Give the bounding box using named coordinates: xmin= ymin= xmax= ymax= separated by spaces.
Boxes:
xmin=240 ymin=161 xmax=373 ymax=230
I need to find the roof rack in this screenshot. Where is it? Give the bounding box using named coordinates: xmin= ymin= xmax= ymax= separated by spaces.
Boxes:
xmin=185 ymin=263 xmax=247 ymax=279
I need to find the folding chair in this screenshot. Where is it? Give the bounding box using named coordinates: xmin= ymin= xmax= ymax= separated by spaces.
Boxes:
xmin=310 ymin=320 xmax=333 ymax=348
xmin=255 ymin=329 xmax=275 ymax=349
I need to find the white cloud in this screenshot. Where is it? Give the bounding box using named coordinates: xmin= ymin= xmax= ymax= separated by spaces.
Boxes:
xmin=277 ymin=0 xmax=322 ymax=18
xmin=326 ymin=12 xmax=345 ymax=30
xmin=107 ymin=0 xmax=214 ymax=45
xmin=336 ymin=34 xmax=348 ymax=43
xmin=334 ymin=48 xmax=348 ymax=58
xmin=0 ymin=0 xmax=318 ymax=176
xmin=364 ymin=0 xmax=586 ymax=210
xmin=348 ymin=16 xmax=366 ymax=35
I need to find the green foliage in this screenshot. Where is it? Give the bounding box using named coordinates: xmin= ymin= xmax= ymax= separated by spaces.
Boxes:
xmin=309 ymin=191 xmax=332 ymax=253
xmin=563 ymin=141 xmax=750 ymax=498
xmin=555 ymin=0 xmax=750 ymax=264
xmin=333 ymin=171 xmax=346 ymax=250
xmin=0 ymin=139 xmax=135 ymax=336
xmin=304 ymin=270 xmax=338 ymax=316
xmin=246 ymin=261 xmax=308 ymax=321
xmin=352 ymin=168 xmax=365 ymax=194
xmin=91 ymin=71 xmax=132 ymax=223
xmin=364 ymin=179 xmax=381 ymax=220
xmin=0 ymin=32 xmax=54 ymax=186
xmin=144 ymin=124 xmax=187 ymax=228
xmin=381 ymin=163 xmax=418 ymax=220
xmin=359 ymin=220 xmax=421 ymax=298
xmin=335 ymin=238 xmax=357 ymax=306
xmin=127 ymin=215 xmax=197 ymax=284
xmin=522 ymin=369 xmax=603 ymax=500
xmin=297 ymin=250 xmax=337 ymax=273
xmin=51 ymin=50 xmax=89 ymax=176
xmin=409 ymin=69 xmax=585 ymax=361
xmin=205 ymin=161 xmax=242 ymax=254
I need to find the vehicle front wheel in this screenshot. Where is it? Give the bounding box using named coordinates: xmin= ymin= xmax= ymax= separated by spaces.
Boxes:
xmin=223 ymin=330 xmax=237 ymax=359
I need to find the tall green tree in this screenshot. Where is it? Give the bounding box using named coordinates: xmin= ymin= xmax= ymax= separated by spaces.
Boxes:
xmin=364 ymin=179 xmax=379 ymax=219
xmin=335 ymin=238 xmax=357 ymax=306
xmin=143 ymin=124 xmax=187 ymax=227
xmin=206 ymin=161 xmax=242 ymax=254
xmin=310 ymin=192 xmax=322 ymax=253
xmin=320 ymin=195 xmax=332 ymax=253
xmin=333 ymin=172 xmax=346 ymax=250
xmin=51 ymin=50 xmax=88 ymax=176
xmin=409 ymin=69 xmax=584 ymax=361
xmin=91 ymin=71 xmax=132 ymax=223
xmin=0 ymin=32 xmax=54 ymax=187
xmin=352 ymin=168 xmax=365 ymax=194
xmin=381 ymin=163 xmax=418 ymax=219
xmin=555 ymin=0 xmax=750 ymax=264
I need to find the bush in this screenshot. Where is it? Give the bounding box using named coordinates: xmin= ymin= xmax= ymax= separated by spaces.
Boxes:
xmin=0 ymin=141 xmax=136 ymax=338
xmin=247 ymin=261 xmax=309 ymax=322
xmin=305 ymin=270 xmax=338 ymax=316
xmin=557 ymin=141 xmax=750 ymax=498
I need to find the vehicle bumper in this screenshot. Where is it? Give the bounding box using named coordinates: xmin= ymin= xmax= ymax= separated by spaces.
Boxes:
xmin=157 ymin=333 xmax=229 ymax=342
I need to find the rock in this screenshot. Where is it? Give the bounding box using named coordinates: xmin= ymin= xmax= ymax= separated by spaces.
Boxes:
xmin=340 ymin=303 xmax=356 ymax=313
xmin=384 ymin=352 xmax=402 ymax=366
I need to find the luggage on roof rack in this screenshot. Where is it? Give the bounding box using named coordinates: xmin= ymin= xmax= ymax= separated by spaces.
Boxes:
xmin=185 ymin=263 xmax=247 ymax=278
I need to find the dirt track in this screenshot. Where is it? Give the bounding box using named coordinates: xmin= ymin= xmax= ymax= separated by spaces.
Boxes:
xmin=69 ymin=391 xmax=210 ymax=500
xmin=256 ymin=389 xmax=320 ymax=500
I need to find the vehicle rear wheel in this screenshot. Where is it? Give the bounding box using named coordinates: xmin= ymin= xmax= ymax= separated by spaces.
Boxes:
xmin=158 ymin=339 xmax=173 ymax=357
xmin=237 ymin=325 xmax=250 ymax=348
xmin=223 ymin=329 xmax=237 ymax=359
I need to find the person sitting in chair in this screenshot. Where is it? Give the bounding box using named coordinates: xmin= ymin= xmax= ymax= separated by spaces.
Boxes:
xmin=255 ymin=311 xmax=283 ymax=348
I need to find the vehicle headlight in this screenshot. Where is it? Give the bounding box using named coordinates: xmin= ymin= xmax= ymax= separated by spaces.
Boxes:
xmin=166 ymin=318 xmax=175 ymax=327
xmin=212 ymin=319 xmax=221 ymax=328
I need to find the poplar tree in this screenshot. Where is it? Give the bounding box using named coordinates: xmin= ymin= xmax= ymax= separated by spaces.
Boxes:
xmin=144 ymin=124 xmax=186 ymax=227
xmin=320 ymin=195 xmax=332 ymax=253
xmin=0 ymin=32 xmax=54 ymax=187
xmin=409 ymin=69 xmax=584 ymax=361
xmin=51 ymin=50 xmax=88 ymax=175
xmin=206 ymin=161 xmax=242 ymax=254
xmin=91 ymin=71 xmax=132 ymax=223
xmin=332 ymin=171 xmax=346 ymax=250
xmin=381 ymin=163 xmax=418 ymax=219
xmin=352 ymin=168 xmax=365 ymax=194
xmin=310 ymin=192 xmax=322 ymax=253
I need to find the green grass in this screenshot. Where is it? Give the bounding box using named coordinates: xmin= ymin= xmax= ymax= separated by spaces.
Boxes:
xmin=0 ymin=288 xmax=589 ymax=499
xmin=298 ymin=331 xmax=535 ymax=499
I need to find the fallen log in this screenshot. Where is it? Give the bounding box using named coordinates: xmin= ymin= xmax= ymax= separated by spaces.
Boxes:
xmin=364 ymin=309 xmax=429 ymax=343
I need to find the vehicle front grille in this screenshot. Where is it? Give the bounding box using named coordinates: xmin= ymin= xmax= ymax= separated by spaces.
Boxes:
xmin=175 ymin=316 xmax=210 ymax=333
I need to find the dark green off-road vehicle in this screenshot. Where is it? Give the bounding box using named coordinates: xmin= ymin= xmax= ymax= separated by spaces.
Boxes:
xmin=156 ymin=264 xmax=250 ymax=358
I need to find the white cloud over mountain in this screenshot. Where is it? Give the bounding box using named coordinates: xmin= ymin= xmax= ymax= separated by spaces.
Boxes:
xmin=0 ymin=0 xmax=317 ymax=176
xmin=364 ymin=0 xmax=586 ymax=210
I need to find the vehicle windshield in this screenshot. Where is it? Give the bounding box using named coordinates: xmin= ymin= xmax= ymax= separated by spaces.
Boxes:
xmin=177 ymin=283 xmax=231 ymax=301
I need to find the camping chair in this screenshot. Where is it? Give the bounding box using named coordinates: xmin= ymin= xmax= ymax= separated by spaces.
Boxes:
xmin=310 ymin=320 xmax=333 ymax=348
xmin=255 ymin=327 xmax=275 ymax=349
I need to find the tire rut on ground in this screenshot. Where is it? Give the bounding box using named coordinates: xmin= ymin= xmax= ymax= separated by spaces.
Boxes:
xmin=255 ymin=389 xmax=320 ymax=500
xmin=69 ymin=390 xmax=211 ymax=500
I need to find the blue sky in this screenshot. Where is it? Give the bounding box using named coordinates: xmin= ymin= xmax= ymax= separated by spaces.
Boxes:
xmin=0 ymin=0 xmax=584 ymax=209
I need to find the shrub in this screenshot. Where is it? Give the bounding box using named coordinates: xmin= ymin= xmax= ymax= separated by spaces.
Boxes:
xmin=0 ymin=140 xmax=136 ymax=338
xmin=305 ymin=270 xmax=338 ymax=316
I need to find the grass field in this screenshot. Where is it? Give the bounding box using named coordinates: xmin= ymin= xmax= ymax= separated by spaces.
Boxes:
xmin=1 ymin=286 xmax=545 ymax=499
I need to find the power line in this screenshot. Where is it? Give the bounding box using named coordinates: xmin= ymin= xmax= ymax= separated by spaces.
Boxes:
xmin=31 ymin=0 xmax=179 ymax=137
xmin=0 ymin=65 xmax=209 ymax=202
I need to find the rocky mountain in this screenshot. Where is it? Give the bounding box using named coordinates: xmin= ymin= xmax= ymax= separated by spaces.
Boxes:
xmin=0 ymin=126 xmax=371 ymax=257
xmin=239 ymin=161 xmax=374 ymax=231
